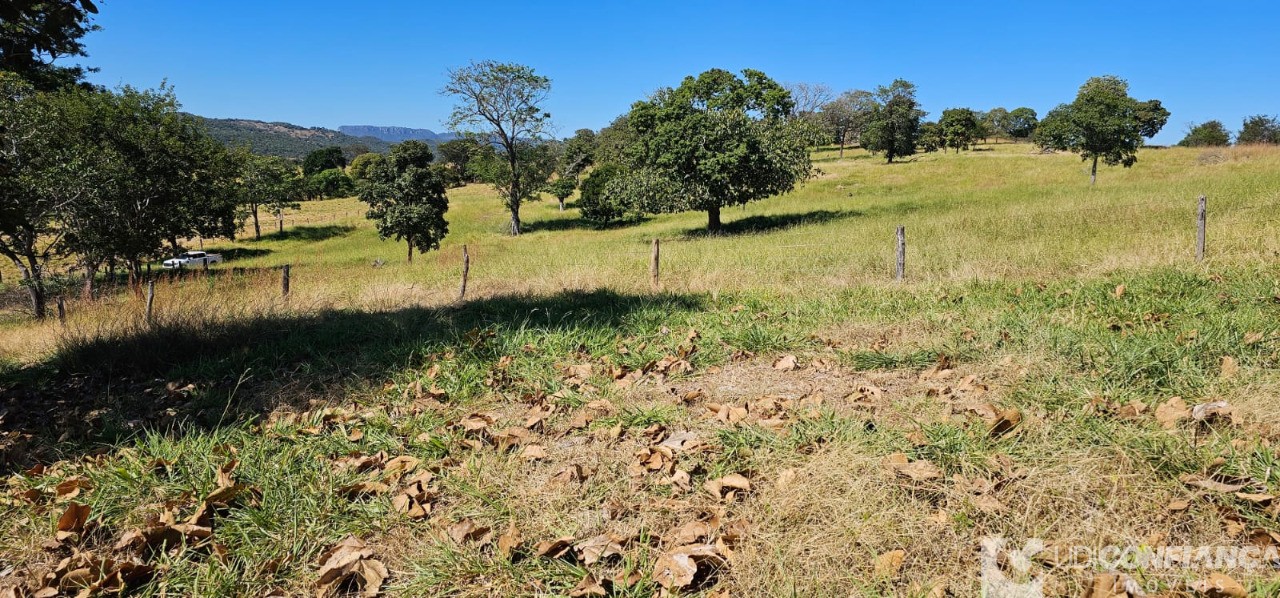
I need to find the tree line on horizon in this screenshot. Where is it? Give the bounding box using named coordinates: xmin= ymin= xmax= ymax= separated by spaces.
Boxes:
xmin=2 ymin=0 xmax=1278 ymax=322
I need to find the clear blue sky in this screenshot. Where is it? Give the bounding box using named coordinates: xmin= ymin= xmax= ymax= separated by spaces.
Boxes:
xmin=79 ymin=0 xmax=1277 ymax=145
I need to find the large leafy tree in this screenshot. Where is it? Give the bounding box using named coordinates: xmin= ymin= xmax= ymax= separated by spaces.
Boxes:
xmin=443 ymin=60 xmax=553 ymax=236
xmin=1237 ymin=115 xmax=1280 ymax=145
xmin=1034 ymin=76 xmax=1169 ymax=185
xmin=236 ymin=151 xmax=304 ymax=239
xmin=861 ymin=79 xmax=924 ymax=164
xmin=435 ymin=138 xmax=483 ymax=182
xmin=983 ymin=107 xmax=1011 ymax=141
xmin=359 ymin=140 xmax=449 ymax=263
xmin=1006 ymin=107 xmax=1038 ymax=140
xmin=0 ymin=75 xmax=103 ymax=317
xmin=558 ymin=128 xmax=597 ymax=179
xmin=1177 ymin=121 xmax=1231 ymax=147
xmin=302 ymin=146 xmax=346 ymax=176
xmin=0 ymin=0 xmax=98 ymax=90
xmin=939 ymin=107 xmax=981 ymax=152
xmin=619 ymin=68 xmax=814 ymax=232
xmin=546 ymin=176 xmax=576 ymax=212
xmin=820 ymin=89 xmax=875 ymax=158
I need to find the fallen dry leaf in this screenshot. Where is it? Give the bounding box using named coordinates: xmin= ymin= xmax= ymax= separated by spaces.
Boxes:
xmin=568 ymin=573 xmax=608 ymax=597
xmin=575 ymin=534 xmax=624 ymax=565
xmin=1155 ymin=396 xmax=1191 ymax=429
xmin=872 ymin=549 xmax=906 ymax=579
xmin=315 ymin=536 xmax=387 ymax=598
xmin=533 ymin=536 xmax=575 ymax=559
xmin=883 ymin=453 xmax=943 ymax=482
xmin=55 ymin=501 xmax=90 ymax=542
xmin=772 ymin=355 xmax=798 ymax=372
xmin=703 ymin=473 xmax=752 ymax=501
xmin=497 ymin=522 xmax=522 ymax=559
xmin=447 ymin=519 xmax=492 ymax=545
xmin=1220 ymin=356 xmax=1239 ymax=379
xmin=651 ymin=544 xmax=726 ymax=589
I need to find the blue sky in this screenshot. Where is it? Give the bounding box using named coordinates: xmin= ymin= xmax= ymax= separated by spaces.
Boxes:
xmin=80 ymin=1 xmax=1277 ymax=145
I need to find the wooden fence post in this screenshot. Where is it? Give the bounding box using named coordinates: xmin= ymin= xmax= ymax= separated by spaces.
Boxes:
xmin=1196 ymin=195 xmax=1206 ymax=263
xmin=56 ymin=296 xmax=65 ymax=325
xmin=458 ymin=245 xmax=470 ymax=302
xmin=145 ymin=281 xmax=155 ymax=325
xmin=281 ymin=264 xmax=291 ymax=299
xmin=895 ymin=226 xmax=906 ymax=281
xmin=650 ymin=239 xmax=660 ymax=291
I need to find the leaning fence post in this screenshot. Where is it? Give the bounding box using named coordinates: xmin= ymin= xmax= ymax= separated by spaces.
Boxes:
xmin=1196 ymin=195 xmax=1206 ymax=263
xmin=458 ymin=245 xmax=470 ymax=302
xmin=281 ymin=264 xmax=291 ymax=299
xmin=56 ymin=296 xmax=66 ymax=325
xmin=650 ymin=239 xmax=661 ymax=291
xmin=145 ymin=281 xmax=155 ymax=325
xmin=895 ymin=226 xmax=906 ymax=281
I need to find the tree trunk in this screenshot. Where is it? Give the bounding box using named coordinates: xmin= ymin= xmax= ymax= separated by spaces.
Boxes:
xmin=406 ymin=236 xmax=414 ymax=264
xmin=15 ymin=259 xmax=45 ymax=319
xmin=509 ymin=206 xmax=521 ymax=236
xmin=82 ymin=264 xmax=95 ymax=301
xmin=252 ymin=204 xmax=261 ymax=239
xmin=1090 ymin=156 xmax=1098 ymax=186
xmin=558 ymin=198 xmax=565 ymax=211
xmin=277 ymin=209 xmax=284 ymax=234
xmin=707 ymin=205 xmax=722 ymax=233
xmin=508 ymin=149 xmax=522 ymax=236
xmin=838 ymin=139 xmax=845 ymax=159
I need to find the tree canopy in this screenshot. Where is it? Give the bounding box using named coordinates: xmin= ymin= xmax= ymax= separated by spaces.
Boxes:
xmin=443 ymin=60 xmax=553 ymax=236
xmin=1177 ymin=121 xmax=1231 ymax=147
xmin=303 ymin=146 xmax=347 ymax=176
xmin=615 ymin=68 xmax=815 ymax=232
xmin=1034 ymin=76 xmax=1169 ymax=184
xmin=861 ymin=79 xmax=924 ymax=163
xmin=820 ymin=89 xmax=875 ymax=158
xmin=939 ymin=107 xmax=981 ymax=152
xmin=1237 ymin=115 xmax=1280 ymax=145
xmin=0 ymin=0 xmax=98 ymax=90
xmin=359 ymin=140 xmax=450 ymax=263
xmin=235 ymin=151 xmax=304 ymax=239
xmin=1006 ymin=107 xmax=1039 ymax=140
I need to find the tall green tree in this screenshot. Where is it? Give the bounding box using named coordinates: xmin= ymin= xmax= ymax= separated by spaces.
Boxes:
xmin=236 ymin=151 xmax=304 ymax=239
xmin=918 ymin=121 xmax=943 ymax=153
xmin=435 ymin=138 xmax=482 ymax=182
xmin=0 ymin=75 xmax=102 ymax=316
xmin=302 ymin=146 xmax=346 ymax=176
xmin=861 ymin=79 xmax=924 ymax=164
xmin=1006 ymin=107 xmax=1038 ymax=140
xmin=939 ymin=107 xmax=981 ymax=152
xmin=1237 ymin=115 xmax=1280 ymax=145
xmin=347 ymin=152 xmax=385 ymax=183
xmin=1034 ymin=76 xmax=1169 ymax=185
xmin=559 ymin=128 xmax=597 ymax=179
xmin=443 ymin=60 xmax=553 ymax=236
xmin=1177 ymin=121 xmax=1231 ymax=147
xmin=820 ymin=89 xmax=875 ymax=158
xmin=620 ymin=68 xmax=814 ymax=232
xmin=546 ymin=176 xmax=577 ymax=212
xmin=984 ymin=107 xmax=1011 ymax=141
xmin=359 ymin=140 xmax=449 ymax=263
xmin=0 ymin=0 xmax=98 ymax=90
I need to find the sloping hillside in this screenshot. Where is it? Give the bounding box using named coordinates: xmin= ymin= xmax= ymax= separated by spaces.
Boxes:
xmin=198 ymin=116 xmax=392 ymax=159
xmin=339 ymin=125 xmax=456 ymax=143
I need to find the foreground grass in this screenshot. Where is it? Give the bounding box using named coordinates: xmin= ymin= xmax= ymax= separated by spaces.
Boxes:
xmin=2 ymin=264 xmax=1279 ymax=596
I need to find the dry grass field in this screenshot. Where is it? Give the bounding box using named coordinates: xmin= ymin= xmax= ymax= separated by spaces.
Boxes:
xmin=1 ymin=143 xmax=1279 ymax=597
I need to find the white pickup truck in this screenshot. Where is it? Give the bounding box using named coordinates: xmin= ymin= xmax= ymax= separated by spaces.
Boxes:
xmin=162 ymin=251 xmax=224 ymax=269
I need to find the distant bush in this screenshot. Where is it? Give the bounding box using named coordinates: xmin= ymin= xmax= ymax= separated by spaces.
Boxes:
xmin=306 ymin=168 xmax=355 ymax=199
xmin=1237 ymin=115 xmax=1280 ymax=145
xmin=577 ymin=164 xmax=625 ymax=224
xmin=1177 ymin=121 xmax=1231 ymax=147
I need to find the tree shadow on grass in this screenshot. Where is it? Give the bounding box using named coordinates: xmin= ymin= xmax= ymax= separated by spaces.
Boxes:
xmin=679 ymin=209 xmax=863 ymax=239
xmin=218 ymin=247 xmax=273 ymax=261
xmin=521 ymin=214 xmax=650 ymax=233
xmin=0 ymin=289 xmax=706 ymax=473
xmin=252 ymin=224 xmax=356 ymax=243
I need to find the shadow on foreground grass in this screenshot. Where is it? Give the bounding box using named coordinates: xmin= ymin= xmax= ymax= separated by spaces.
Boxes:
xmin=680 ymin=209 xmax=863 ymax=238
xmin=251 ymin=224 xmax=356 ymax=243
xmin=0 ymin=289 xmax=706 ymax=472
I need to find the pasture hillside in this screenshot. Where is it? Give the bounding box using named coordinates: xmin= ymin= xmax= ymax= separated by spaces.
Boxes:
xmin=1 ymin=143 xmax=1279 ymax=597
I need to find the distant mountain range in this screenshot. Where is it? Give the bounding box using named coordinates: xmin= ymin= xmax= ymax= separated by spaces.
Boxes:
xmin=338 ymin=125 xmax=457 ymax=143
xmin=197 ymin=116 xmax=392 ymax=159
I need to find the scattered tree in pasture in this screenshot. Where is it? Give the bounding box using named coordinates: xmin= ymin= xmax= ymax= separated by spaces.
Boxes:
xmin=559 ymin=128 xmax=597 ymax=179
xmin=302 ymin=146 xmax=346 ymax=176
xmin=0 ymin=0 xmax=98 ymax=90
xmin=593 ymin=115 xmax=636 ymax=166
xmin=1006 ymin=107 xmax=1038 ymax=140
xmin=346 ymin=152 xmax=385 ymax=182
xmin=305 ymin=168 xmax=355 ymax=199
xmin=939 ymin=107 xmax=981 ymax=152
xmin=785 ymin=82 xmax=834 ymax=117
xmin=443 ymin=60 xmax=553 ymax=236
xmin=1177 ymin=121 xmax=1231 ymax=147
xmin=467 ymin=139 xmax=557 ymax=223
xmin=1034 ymin=75 xmax=1169 ymax=184
xmin=918 ymin=121 xmax=943 ymax=153
xmin=546 ymin=176 xmax=577 ymax=211
xmin=576 ymin=163 xmax=627 ymax=224
xmin=1237 ymin=115 xmax=1280 ymax=145
xmin=617 ymin=68 xmax=814 ymax=232
xmin=359 ymin=140 xmax=449 ymax=263
xmin=820 ymin=89 xmax=875 ymax=158
xmin=435 ymin=138 xmax=483 ymax=182
xmin=983 ymin=107 xmax=1010 ymax=141
xmin=235 ymin=151 xmax=304 ymax=239
xmin=861 ymin=79 xmax=924 ymax=163
xmin=0 ymin=75 xmax=99 ymax=317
